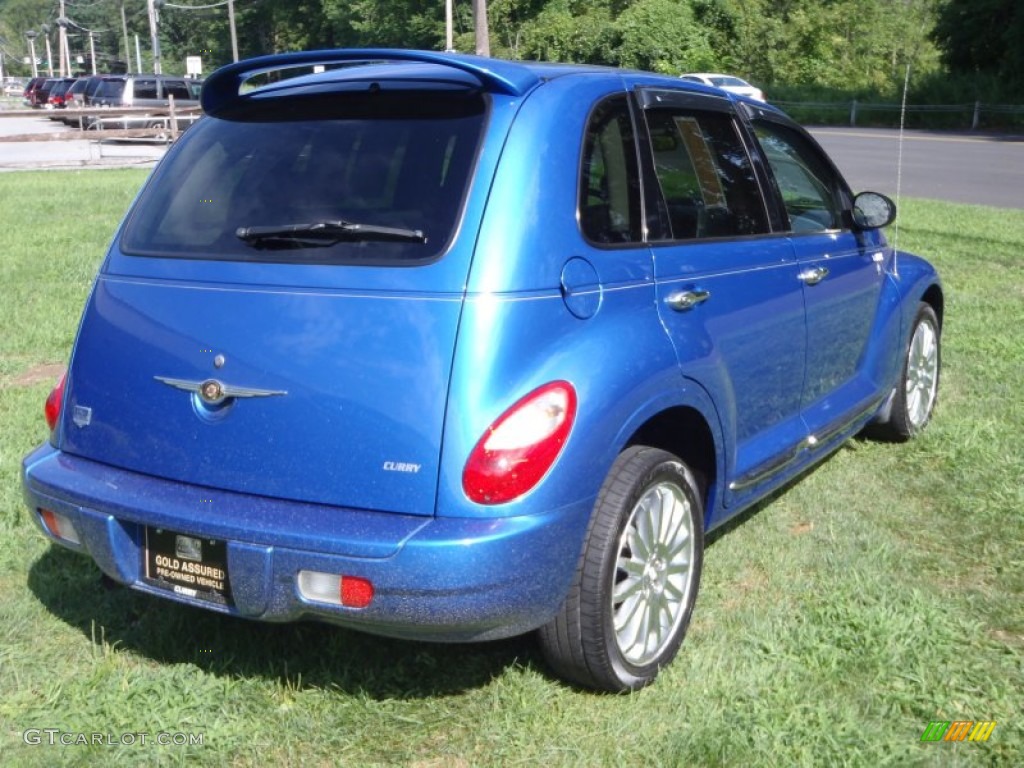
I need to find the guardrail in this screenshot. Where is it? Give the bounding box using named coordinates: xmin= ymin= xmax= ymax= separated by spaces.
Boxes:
xmin=0 ymin=100 xmax=202 ymax=144
xmin=773 ymin=100 xmax=1024 ymax=130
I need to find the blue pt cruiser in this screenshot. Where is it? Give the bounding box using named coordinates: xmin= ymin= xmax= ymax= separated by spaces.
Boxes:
xmin=22 ymin=49 xmax=942 ymax=691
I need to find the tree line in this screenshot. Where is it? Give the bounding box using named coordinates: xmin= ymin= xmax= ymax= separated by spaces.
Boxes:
xmin=1 ymin=0 xmax=1021 ymax=102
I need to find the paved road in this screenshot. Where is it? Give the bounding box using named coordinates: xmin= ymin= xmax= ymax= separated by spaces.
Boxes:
xmin=810 ymin=127 xmax=1023 ymax=209
xmin=0 ymin=114 xmax=166 ymax=172
xmin=2 ymin=114 xmax=1021 ymax=209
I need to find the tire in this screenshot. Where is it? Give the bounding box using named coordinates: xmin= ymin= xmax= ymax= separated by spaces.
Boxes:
xmin=539 ymin=446 xmax=704 ymax=692
xmin=873 ymin=302 xmax=941 ymax=441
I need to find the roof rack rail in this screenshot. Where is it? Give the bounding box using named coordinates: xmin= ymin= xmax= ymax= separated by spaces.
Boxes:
xmin=201 ymin=48 xmax=541 ymax=116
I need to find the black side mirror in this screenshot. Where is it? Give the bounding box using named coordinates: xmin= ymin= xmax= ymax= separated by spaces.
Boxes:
xmin=852 ymin=191 xmax=896 ymax=230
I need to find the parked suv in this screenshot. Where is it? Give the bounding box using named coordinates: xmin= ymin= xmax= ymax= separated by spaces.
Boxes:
xmin=23 ymin=50 xmax=942 ymax=692
xmin=22 ymin=77 xmax=47 ymax=106
xmin=90 ymin=73 xmax=198 ymax=108
xmin=46 ymin=77 xmax=77 ymax=108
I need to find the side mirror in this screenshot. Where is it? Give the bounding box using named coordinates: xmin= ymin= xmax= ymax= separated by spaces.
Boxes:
xmin=852 ymin=191 xmax=896 ymax=230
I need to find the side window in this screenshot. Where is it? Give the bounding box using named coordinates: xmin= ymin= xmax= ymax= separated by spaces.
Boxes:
xmin=752 ymin=121 xmax=843 ymax=233
xmin=134 ymin=79 xmax=158 ymax=99
xmin=579 ymin=96 xmax=642 ymax=244
xmin=164 ymin=81 xmax=191 ymax=100
xmin=644 ymin=108 xmax=768 ymax=240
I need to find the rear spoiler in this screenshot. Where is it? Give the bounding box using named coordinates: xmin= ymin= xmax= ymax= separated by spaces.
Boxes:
xmin=201 ymin=48 xmax=541 ymax=116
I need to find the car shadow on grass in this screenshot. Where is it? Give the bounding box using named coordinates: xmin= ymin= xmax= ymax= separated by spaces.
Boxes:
xmin=27 ymin=547 xmax=544 ymax=699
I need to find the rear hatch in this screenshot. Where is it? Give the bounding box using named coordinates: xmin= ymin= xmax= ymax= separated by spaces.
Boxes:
xmin=59 ymin=69 xmax=490 ymax=517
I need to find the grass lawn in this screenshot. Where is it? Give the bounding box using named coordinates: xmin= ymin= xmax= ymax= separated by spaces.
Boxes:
xmin=1 ymin=170 xmax=1021 ymax=766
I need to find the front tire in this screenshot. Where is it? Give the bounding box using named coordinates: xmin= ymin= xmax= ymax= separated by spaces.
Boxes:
xmin=873 ymin=302 xmax=941 ymax=441
xmin=539 ymin=446 xmax=704 ymax=692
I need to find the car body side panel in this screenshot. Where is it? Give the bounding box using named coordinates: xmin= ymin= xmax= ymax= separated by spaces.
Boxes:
xmin=652 ymin=237 xmax=808 ymax=507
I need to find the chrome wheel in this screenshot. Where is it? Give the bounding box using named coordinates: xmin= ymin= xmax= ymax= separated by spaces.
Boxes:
xmin=539 ymin=446 xmax=704 ymax=691
xmin=612 ymin=479 xmax=697 ymax=666
xmin=905 ymin=316 xmax=939 ymax=430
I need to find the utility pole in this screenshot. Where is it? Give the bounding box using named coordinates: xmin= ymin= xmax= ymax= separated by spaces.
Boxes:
xmin=41 ymin=24 xmax=54 ymax=77
xmin=445 ymin=0 xmax=453 ymax=52
xmin=58 ymin=0 xmax=68 ymax=76
xmin=89 ymin=32 xmax=97 ymax=75
xmin=25 ymin=30 xmax=39 ymax=78
xmin=147 ymin=0 xmax=162 ymax=74
xmin=121 ymin=3 xmax=131 ymax=71
xmin=473 ymin=0 xmax=489 ymax=57
xmin=227 ymin=0 xmax=239 ymax=62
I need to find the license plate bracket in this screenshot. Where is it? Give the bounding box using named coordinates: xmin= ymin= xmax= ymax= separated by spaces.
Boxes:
xmin=143 ymin=527 xmax=232 ymax=606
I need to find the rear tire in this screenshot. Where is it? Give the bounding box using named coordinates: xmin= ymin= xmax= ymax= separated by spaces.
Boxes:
xmin=539 ymin=446 xmax=704 ymax=692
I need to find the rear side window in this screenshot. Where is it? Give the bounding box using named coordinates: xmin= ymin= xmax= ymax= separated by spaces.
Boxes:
xmin=134 ymin=79 xmax=158 ymax=99
xmin=121 ymin=89 xmax=486 ymax=265
xmin=644 ymin=108 xmax=768 ymax=240
xmin=164 ymin=81 xmax=191 ymax=100
xmin=579 ymin=96 xmax=642 ymax=245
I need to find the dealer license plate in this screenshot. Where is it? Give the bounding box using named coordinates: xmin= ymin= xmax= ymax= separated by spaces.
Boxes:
xmin=143 ymin=527 xmax=232 ymax=605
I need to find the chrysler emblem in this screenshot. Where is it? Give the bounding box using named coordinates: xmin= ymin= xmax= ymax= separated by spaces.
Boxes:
xmin=200 ymin=379 xmax=224 ymax=404
xmin=154 ymin=375 xmax=288 ymax=404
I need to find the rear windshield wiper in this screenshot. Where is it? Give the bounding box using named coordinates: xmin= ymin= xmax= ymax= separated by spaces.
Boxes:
xmin=236 ymin=220 xmax=426 ymax=248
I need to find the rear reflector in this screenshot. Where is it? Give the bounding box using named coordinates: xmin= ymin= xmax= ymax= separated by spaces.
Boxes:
xmin=40 ymin=508 xmax=81 ymax=545
xmin=297 ymin=571 xmax=374 ymax=609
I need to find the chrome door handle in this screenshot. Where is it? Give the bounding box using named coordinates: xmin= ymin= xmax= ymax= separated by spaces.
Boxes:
xmin=665 ymin=289 xmax=711 ymax=311
xmin=798 ymin=266 xmax=830 ymax=285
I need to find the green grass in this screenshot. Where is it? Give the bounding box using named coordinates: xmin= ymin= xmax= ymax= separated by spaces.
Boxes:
xmin=1 ymin=172 xmax=1022 ymax=766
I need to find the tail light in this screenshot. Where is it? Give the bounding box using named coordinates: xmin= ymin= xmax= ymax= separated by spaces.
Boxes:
xmin=44 ymin=370 xmax=67 ymax=431
xmin=463 ymin=381 xmax=577 ymax=505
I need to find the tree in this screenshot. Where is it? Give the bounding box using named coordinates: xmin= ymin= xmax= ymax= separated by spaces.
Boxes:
xmin=932 ymin=0 xmax=1024 ymax=96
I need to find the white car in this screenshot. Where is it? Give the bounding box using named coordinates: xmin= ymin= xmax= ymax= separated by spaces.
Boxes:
xmin=680 ymin=73 xmax=765 ymax=102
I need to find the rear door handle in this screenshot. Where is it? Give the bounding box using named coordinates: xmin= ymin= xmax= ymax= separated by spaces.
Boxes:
xmin=665 ymin=289 xmax=711 ymax=311
xmin=798 ymin=267 xmax=829 ymax=285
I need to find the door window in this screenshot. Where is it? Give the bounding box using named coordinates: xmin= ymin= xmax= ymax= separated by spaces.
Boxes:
xmin=644 ymin=108 xmax=768 ymax=240
xmin=752 ymin=121 xmax=843 ymax=233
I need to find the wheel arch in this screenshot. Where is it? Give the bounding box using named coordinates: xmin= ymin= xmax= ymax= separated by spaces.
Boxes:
xmin=623 ymin=404 xmax=720 ymax=521
xmin=921 ymin=282 xmax=945 ymax=331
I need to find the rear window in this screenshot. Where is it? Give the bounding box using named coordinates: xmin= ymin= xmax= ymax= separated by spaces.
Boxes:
xmin=96 ymin=79 xmax=126 ymax=99
xmin=121 ymin=89 xmax=486 ymax=265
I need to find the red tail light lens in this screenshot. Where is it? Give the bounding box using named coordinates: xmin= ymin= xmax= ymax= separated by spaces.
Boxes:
xmin=44 ymin=371 xmax=67 ymax=431
xmin=463 ymin=381 xmax=577 ymax=505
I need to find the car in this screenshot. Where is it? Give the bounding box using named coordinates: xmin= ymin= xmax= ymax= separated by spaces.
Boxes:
xmin=22 ymin=49 xmax=942 ymax=692
xmin=46 ymin=77 xmax=77 ymax=109
xmin=81 ymin=74 xmax=108 ymax=106
xmin=62 ymin=76 xmax=90 ymax=109
xmin=90 ymin=73 xmax=199 ymax=109
xmin=680 ymin=72 xmax=766 ymax=102
xmin=22 ymin=77 xmax=46 ymax=105
xmin=4 ymin=78 xmax=27 ymax=96
xmin=25 ymin=77 xmax=58 ymax=107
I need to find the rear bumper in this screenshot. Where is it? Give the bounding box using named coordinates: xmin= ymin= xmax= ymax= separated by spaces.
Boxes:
xmin=21 ymin=444 xmax=590 ymax=642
